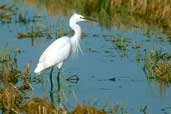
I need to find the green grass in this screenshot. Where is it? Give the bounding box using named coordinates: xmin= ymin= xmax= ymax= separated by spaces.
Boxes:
xmin=143 ymin=49 xmax=171 ymax=83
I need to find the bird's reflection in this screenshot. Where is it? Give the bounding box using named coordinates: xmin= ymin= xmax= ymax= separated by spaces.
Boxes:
xmin=49 ymin=67 xmax=61 ymax=103
xmin=49 ymin=68 xmax=80 ymax=104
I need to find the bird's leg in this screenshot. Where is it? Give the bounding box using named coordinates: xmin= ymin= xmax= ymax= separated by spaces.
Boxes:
xmin=57 ymin=68 xmax=61 ymax=103
xmin=50 ymin=67 xmax=54 ymax=91
xmin=50 ymin=90 xmax=54 ymax=103
xmin=49 ymin=67 xmax=54 ymax=103
xmin=57 ymin=68 xmax=61 ymax=92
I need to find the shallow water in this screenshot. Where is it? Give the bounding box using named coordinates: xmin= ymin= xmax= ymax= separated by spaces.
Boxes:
xmin=1 ymin=0 xmax=171 ymax=114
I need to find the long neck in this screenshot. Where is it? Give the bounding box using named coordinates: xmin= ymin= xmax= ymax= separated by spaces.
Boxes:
xmin=71 ymin=23 xmax=81 ymax=40
xmin=70 ymin=23 xmax=81 ymax=56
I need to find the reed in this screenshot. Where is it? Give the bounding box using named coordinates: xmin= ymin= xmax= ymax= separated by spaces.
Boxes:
xmin=25 ymin=0 xmax=171 ymax=31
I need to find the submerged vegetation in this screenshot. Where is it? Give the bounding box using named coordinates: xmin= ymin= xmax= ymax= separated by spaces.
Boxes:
xmin=110 ymin=36 xmax=141 ymax=57
xmin=112 ymin=37 xmax=128 ymax=51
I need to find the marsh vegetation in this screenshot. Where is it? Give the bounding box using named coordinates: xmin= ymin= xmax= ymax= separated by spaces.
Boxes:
xmin=25 ymin=0 xmax=171 ymax=33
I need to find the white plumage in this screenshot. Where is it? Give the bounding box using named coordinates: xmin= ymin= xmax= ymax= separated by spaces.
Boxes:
xmin=34 ymin=37 xmax=71 ymax=73
xmin=34 ymin=13 xmax=88 ymax=74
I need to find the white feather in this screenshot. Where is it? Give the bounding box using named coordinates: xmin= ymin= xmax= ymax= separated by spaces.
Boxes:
xmin=34 ymin=37 xmax=71 ymax=73
xmin=34 ymin=13 xmax=87 ymax=74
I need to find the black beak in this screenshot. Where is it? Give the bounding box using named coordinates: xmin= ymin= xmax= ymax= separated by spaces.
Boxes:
xmin=82 ymin=17 xmax=97 ymax=22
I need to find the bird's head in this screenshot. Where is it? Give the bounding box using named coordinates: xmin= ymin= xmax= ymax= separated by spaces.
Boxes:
xmin=70 ymin=13 xmax=96 ymax=24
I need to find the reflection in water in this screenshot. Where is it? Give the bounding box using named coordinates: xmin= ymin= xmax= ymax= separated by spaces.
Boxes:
xmin=57 ymin=68 xmax=61 ymax=103
xmin=23 ymin=0 xmax=171 ymax=35
xmin=49 ymin=67 xmax=54 ymax=103
xmin=24 ymin=0 xmax=113 ymax=27
xmin=158 ymin=81 xmax=169 ymax=96
xmin=49 ymin=67 xmax=61 ymax=104
xmin=50 ymin=67 xmax=54 ymax=91
xmin=57 ymin=69 xmax=61 ymax=93
xmin=66 ymin=75 xmax=79 ymax=83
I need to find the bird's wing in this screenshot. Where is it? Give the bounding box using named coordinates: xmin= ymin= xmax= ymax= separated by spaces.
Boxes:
xmin=38 ymin=36 xmax=71 ymax=68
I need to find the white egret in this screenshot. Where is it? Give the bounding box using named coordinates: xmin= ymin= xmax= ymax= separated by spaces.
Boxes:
xmin=34 ymin=13 xmax=95 ymax=92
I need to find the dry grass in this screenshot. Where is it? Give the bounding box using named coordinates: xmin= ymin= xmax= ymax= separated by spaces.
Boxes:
xmin=18 ymin=63 xmax=33 ymax=91
xmin=24 ymin=0 xmax=171 ymax=32
xmin=23 ymin=98 xmax=61 ymax=114
xmin=0 ymin=62 xmax=32 ymax=113
xmin=0 ymin=83 xmax=23 ymax=114
xmin=0 ymin=49 xmax=31 ymax=113
xmin=0 ymin=49 xmax=21 ymax=84
xmin=153 ymin=62 xmax=171 ymax=82
xmin=71 ymin=103 xmax=107 ymax=114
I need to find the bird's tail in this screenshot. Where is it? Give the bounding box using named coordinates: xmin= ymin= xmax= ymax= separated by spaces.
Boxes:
xmin=34 ymin=64 xmax=44 ymax=74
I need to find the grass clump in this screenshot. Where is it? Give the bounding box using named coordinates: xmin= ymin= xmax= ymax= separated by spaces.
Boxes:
xmin=0 ymin=83 xmax=23 ymax=114
xmin=0 ymin=48 xmax=21 ymax=85
xmin=23 ymin=98 xmax=62 ymax=114
xmin=111 ymin=37 xmax=143 ymax=58
xmin=143 ymin=49 xmax=171 ymax=83
xmin=111 ymin=37 xmax=129 ymax=57
xmin=112 ymin=37 xmax=128 ymax=51
xmin=0 ymin=4 xmax=15 ymax=22
xmin=0 ymin=48 xmax=32 ymax=113
xmin=17 ymin=30 xmax=43 ymax=39
xmin=132 ymin=41 xmax=141 ymax=49
xmin=71 ymin=103 xmax=107 ymax=114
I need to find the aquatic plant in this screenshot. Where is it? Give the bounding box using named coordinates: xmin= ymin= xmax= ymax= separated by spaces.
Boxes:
xmin=112 ymin=37 xmax=128 ymax=51
xmin=17 ymin=26 xmax=53 ymax=46
xmin=0 ymin=4 xmax=16 ymax=23
xmin=111 ymin=37 xmax=129 ymax=57
xmin=143 ymin=49 xmax=171 ymax=83
xmin=132 ymin=41 xmax=141 ymax=49
xmin=0 ymin=48 xmax=21 ymax=85
xmin=17 ymin=30 xmax=44 ymax=39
